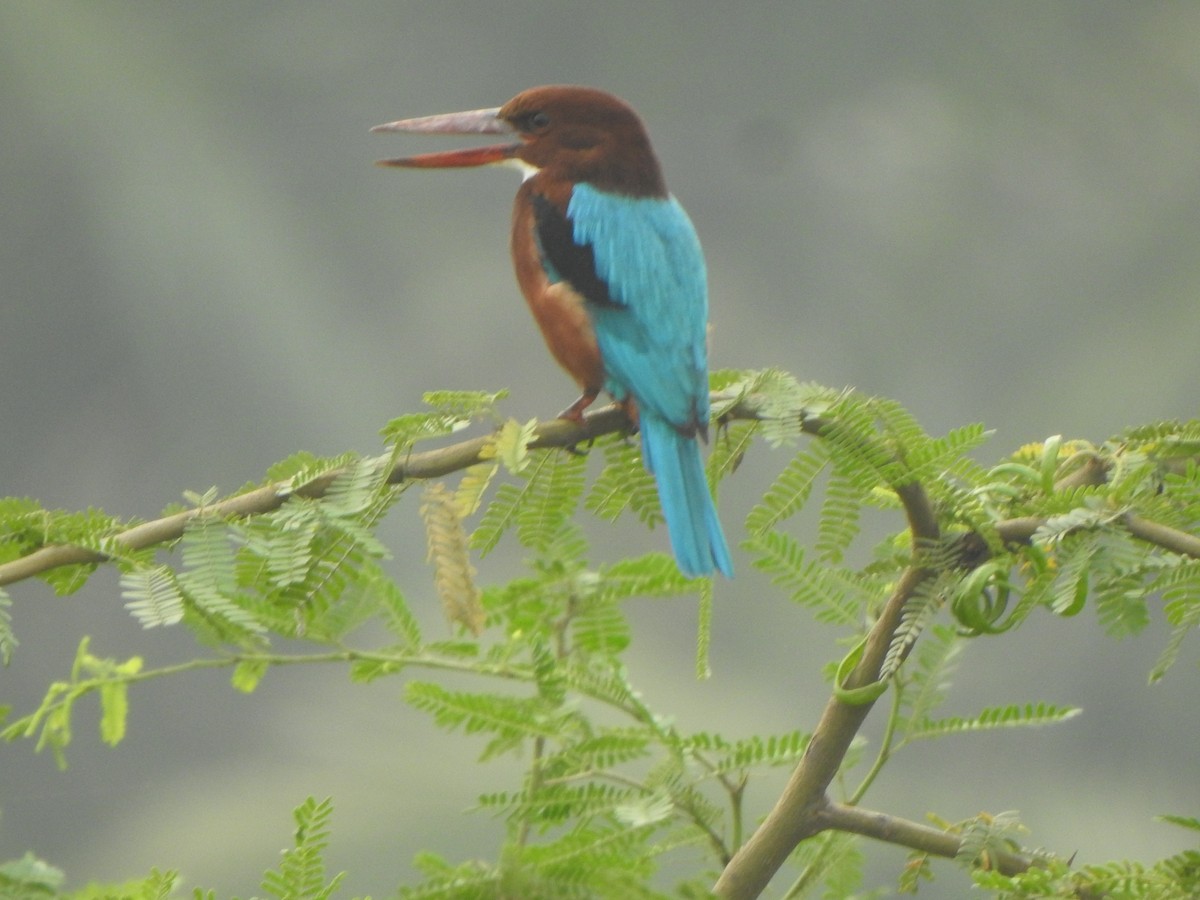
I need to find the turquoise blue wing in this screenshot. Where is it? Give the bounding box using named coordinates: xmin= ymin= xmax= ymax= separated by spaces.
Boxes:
xmin=564 ymin=183 xmax=710 ymax=433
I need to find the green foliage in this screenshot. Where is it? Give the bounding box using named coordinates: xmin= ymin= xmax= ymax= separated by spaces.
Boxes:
xmin=904 ymin=702 xmax=1082 ymax=742
xmin=0 ymin=852 xmax=66 ymax=898
xmin=586 ymin=435 xmax=663 ymax=529
xmin=3 ymin=374 xmax=1200 ymax=897
xmin=2 ymin=636 xmax=141 ymax=767
xmin=0 ymin=585 xmax=15 ymax=664
xmin=973 ymin=849 xmax=1200 ymax=899
xmin=258 ymin=797 xmax=345 ymax=900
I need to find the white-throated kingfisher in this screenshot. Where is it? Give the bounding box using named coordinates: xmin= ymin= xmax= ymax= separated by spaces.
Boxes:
xmin=373 ymin=85 xmax=733 ymax=579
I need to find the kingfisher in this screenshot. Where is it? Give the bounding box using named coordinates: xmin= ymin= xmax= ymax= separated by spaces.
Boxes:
xmin=373 ymin=85 xmax=733 ymax=579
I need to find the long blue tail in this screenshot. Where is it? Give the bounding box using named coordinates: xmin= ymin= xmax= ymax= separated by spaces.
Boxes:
xmin=640 ymin=413 xmax=734 ymax=579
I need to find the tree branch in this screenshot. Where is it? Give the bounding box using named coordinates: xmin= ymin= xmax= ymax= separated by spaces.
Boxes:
xmin=0 ymin=402 xmax=640 ymax=589
xmin=6 ymin=390 xmax=1193 ymax=594
xmin=817 ymin=802 xmax=1035 ymax=876
xmin=0 ymin=393 xmax=816 ymax=590
xmin=713 ymin=481 xmax=941 ymax=898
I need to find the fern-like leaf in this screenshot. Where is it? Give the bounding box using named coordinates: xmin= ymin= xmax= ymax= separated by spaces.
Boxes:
xmin=405 ymin=682 xmax=566 ymax=748
xmin=816 ymin=468 xmax=864 ymax=564
xmin=120 ymin=565 xmax=185 ymax=628
xmin=570 ymin=596 xmax=631 ymax=656
xmin=903 ymin=422 xmax=992 ymax=484
xmin=493 ymin=416 xmax=538 ymax=474
xmin=707 ymin=419 xmax=759 ymax=486
xmin=882 ymin=572 xmax=949 ymax=680
xmin=480 ymin=782 xmax=639 ymax=829
xmin=585 ymin=436 xmax=662 ymax=527
xmin=694 ymin=730 xmax=810 ymax=775
xmin=538 ymin=729 xmax=653 ymax=780
xmin=456 ymin=459 xmax=498 ymax=521
xmin=420 ymin=483 xmax=484 ymax=635
xmin=896 ymin=623 xmax=963 ymax=740
xmin=598 ymin=553 xmax=696 ymax=600
xmin=0 ymin=587 xmax=15 ymax=665
xmin=512 ymin=824 xmax=658 ymax=895
xmin=177 ymin=517 xmax=264 ymax=636
xmin=516 ymin=450 xmax=587 ymax=552
xmin=745 ymin=531 xmax=865 ymax=625
xmin=909 ymin=702 xmax=1081 ymax=741
xmin=470 ymin=481 xmax=525 ymax=556
xmin=260 ymin=796 xmax=344 ymax=900
xmin=422 ymin=388 xmax=509 ymax=418
xmin=371 ymin=565 xmax=423 ymax=651
xmin=745 ymin=444 xmax=830 ymax=537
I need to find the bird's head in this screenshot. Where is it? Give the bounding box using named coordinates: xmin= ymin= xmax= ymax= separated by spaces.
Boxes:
xmin=372 ymin=85 xmax=667 ymax=197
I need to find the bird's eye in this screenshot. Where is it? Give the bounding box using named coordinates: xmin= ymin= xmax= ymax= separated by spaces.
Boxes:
xmin=529 ymin=111 xmax=550 ymax=130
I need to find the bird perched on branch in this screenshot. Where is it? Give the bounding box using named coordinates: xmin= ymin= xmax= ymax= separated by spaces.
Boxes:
xmin=373 ymin=85 xmax=732 ymax=579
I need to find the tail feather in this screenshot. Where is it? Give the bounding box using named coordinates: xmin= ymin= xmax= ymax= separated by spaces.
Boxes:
xmin=640 ymin=413 xmax=734 ymax=579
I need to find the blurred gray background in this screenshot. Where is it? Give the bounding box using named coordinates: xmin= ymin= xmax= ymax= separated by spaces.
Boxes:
xmin=3 ymin=2 xmax=1199 ymax=896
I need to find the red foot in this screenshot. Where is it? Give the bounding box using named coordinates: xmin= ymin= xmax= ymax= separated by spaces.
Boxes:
xmin=557 ymin=390 xmax=599 ymax=424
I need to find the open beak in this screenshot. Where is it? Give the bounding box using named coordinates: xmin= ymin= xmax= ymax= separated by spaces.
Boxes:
xmin=371 ymin=106 xmax=517 ymax=168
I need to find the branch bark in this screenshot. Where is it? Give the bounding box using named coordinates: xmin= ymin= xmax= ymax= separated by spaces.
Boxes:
xmin=5 ymin=393 xmax=1195 ymax=593
xmin=0 ymin=394 xmax=816 ymax=590
xmin=0 ymin=402 xmax=639 ymax=589
xmin=713 ymin=479 xmax=941 ymax=898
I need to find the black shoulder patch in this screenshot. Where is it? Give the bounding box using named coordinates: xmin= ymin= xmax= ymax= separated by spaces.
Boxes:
xmin=531 ymin=193 xmax=620 ymax=308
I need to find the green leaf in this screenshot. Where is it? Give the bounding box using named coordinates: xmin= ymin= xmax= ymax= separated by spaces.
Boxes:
xmin=0 ymin=587 xmax=16 ymax=664
xmin=897 ymin=623 xmax=964 ymax=739
xmin=816 ymin=469 xmax=863 ymax=564
xmin=372 ymin=568 xmax=422 ymax=651
xmin=696 ymin=730 xmax=810 ymax=775
xmin=707 ymin=419 xmax=759 ymax=487
xmin=231 ymin=658 xmax=269 ymax=693
xmin=909 ymin=702 xmax=1081 ymax=741
xmin=177 ymin=517 xmax=264 ymax=637
xmin=585 ymin=436 xmax=662 ymax=527
xmin=569 ymin=594 xmax=630 ymax=655
xmin=456 ymin=458 xmax=499 ymax=519
xmin=903 ymin=423 xmax=991 ymax=484
xmin=470 ymin=481 xmax=525 ymax=555
xmin=97 ymin=667 xmax=137 ymax=747
xmin=745 ymin=444 xmax=829 ymax=537
xmin=422 ymin=388 xmax=509 ymax=418
xmin=598 ymin=553 xmax=697 ymax=600
xmin=744 ymin=531 xmax=865 ymax=626
xmin=494 ymin=417 xmax=539 ymax=474
xmin=120 ymin=565 xmax=185 ymax=628
xmin=516 ymin=451 xmax=587 ymax=553
xmin=405 ymin=682 xmax=566 ymax=750
xmin=1157 ymin=814 xmax=1200 ymax=833
xmin=260 ymin=796 xmax=344 ymax=900
xmin=266 ymin=449 xmax=342 ymax=484
xmin=0 ymin=852 xmax=65 ymax=891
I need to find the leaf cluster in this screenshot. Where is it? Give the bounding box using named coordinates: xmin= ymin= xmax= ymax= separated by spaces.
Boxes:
xmin=2 ymin=378 xmax=1200 ymax=898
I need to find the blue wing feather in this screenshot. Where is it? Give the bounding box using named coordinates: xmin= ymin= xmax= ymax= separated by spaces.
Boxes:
xmin=566 ymin=184 xmax=709 ymax=431
xmin=565 ymin=184 xmax=732 ymax=578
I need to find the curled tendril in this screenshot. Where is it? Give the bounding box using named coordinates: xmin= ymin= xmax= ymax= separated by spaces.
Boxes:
xmin=950 ymin=561 xmax=1021 ymax=635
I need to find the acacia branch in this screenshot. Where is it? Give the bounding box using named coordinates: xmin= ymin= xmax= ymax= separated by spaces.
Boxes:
xmin=817 ymin=802 xmax=1037 ymax=875
xmin=0 ymin=403 xmax=632 ymax=589
xmin=713 ymin=478 xmax=941 ymax=899
xmin=0 ymin=396 xmax=814 ymax=589
xmin=3 ymin=394 xmax=1196 ymax=594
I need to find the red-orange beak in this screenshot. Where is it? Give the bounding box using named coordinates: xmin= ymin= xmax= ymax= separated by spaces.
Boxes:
xmin=371 ymin=106 xmax=517 ymax=168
